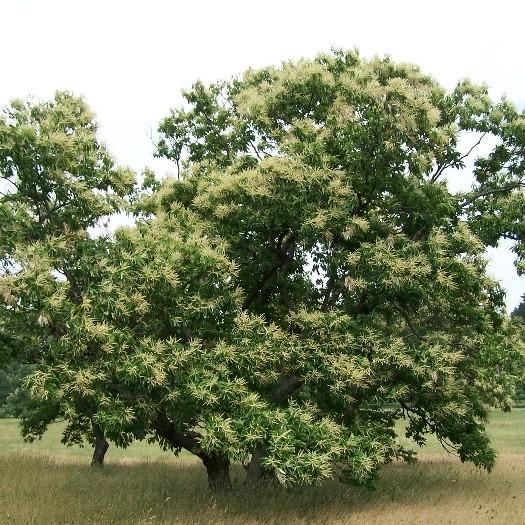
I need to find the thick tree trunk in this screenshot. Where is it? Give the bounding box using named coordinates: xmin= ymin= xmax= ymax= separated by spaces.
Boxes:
xmin=153 ymin=416 xmax=232 ymax=491
xmin=91 ymin=423 xmax=109 ymax=467
xmin=202 ymin=455 xmax=232 ymax=491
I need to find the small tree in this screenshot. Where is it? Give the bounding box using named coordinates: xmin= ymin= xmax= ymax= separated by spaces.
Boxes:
xmin=9 ymin=207 xmax=248 ymax=489
xmin=0 ymin=92 xmax=134 ymax=464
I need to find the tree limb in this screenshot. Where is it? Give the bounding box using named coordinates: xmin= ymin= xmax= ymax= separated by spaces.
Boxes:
xmin=242 ymin=231 xmax=297 ymax=309
xmin=460 ymin=182 xmax=525 ymax=207
xmin=393 ymin=300 xmax=426 ymax=342
xmin=153 ymin=416 xmax=204 ymax=457
xmin=430 ymin=133 xmax=487 ymax=183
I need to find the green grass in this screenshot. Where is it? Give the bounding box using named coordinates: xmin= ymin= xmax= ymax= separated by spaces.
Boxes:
xmin=2 ymin=409 xmax=522 ymax=461
xmin=395 ymin=408 xmax=525 ymax=454
xmin=0 ymin=418 xmax=176 ymax=462
xmin=1 ymin=410 xmax=524 ymax=524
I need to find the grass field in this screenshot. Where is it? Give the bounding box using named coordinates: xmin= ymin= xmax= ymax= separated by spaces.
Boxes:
xmin=1 ymin=410 xmax=524 ymax=524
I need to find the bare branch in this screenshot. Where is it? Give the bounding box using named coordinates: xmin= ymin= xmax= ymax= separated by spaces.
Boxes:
xmin=459 ymin=133 xmax=487 ymax=163
xmin=248 ymin=140 xmax=263 ymax=161
xmin=0 ymin=174 xmax=21 ymax=192
xmin=430 ymin=133 xmax=487 ymax=183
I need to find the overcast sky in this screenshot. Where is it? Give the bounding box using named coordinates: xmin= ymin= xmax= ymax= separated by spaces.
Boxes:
xmin=1 ymin=0 xmax=524 ymax=310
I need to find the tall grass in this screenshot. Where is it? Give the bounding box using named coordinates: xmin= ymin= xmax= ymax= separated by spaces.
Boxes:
xmin=1 ymin=455 xmax=523 ymax=524
xmin=1 ymin=410 xmax=524 ymax=524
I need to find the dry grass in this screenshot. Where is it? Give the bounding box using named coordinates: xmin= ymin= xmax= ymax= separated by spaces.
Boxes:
xmin=1 ymin=410 xmax=525 ymax=524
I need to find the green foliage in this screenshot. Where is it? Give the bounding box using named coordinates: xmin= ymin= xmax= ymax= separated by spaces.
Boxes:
xmin=2 ymin=52 xmax=525 ymax=490
xmin=0 ymin=92 xmax=136 ymax=448
xmin=0 ymin=92 xmax=134 ymax=251
xmin=0 ymin=360 xmax=34 ymax=417
xmin=151 ymin=50 xmax=525 ymax=482
xmin=512 ymin=294 xmax=525 ymax=323
xmin=9 ymin=208 xmax=241 ymax=447
xmin=511 ymin=296 xmax=525 ymax=402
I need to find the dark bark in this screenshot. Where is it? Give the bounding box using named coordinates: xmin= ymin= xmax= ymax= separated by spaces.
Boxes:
xmin=153 ymin=416 xmax=232 ymax=491
xmin=245 ymin=444 xmax=266 ymax=486
xmin=270 ymin=375 xmax=302 ymax=404
xmin=91 ymin=423 xmax=109 ymax=467
xmin=202 ymin=455 xmax=232 ymax=491
xmin=62 ymin=268 xmax=83 ymax=306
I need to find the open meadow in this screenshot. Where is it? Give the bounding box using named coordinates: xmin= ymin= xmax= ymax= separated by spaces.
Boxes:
xmin=1 ymin=410 xmax=524 ymax=524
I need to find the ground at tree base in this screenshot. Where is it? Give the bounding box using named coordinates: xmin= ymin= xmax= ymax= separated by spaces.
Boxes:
xmin=0 ymin=454 xmax=524 ymax=524
xmin=1 ymin=410 xmax=524 ymax=524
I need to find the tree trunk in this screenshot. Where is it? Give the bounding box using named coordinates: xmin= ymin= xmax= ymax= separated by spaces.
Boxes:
xmin=91 ymin=423 xmax=109 ymax=467
xmin=152 ymin=416 xmax=232 ymax=491
xmin=245 ymin=445 xmax=266 ymax=485
xmin=245 ymin=375 xmax=302 ymax=485
xmin=202 ymin=455 xmax=232 ymax=491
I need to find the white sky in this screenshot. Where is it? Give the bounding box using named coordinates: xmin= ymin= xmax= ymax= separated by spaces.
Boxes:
xmin=1 ymin=0 xmax=524 ymax=310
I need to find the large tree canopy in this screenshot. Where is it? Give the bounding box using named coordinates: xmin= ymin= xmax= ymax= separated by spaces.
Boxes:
xmin=2 ymin=51 xmax=525 ymax=491
xmin=153 ymin=50 xmax=525 ymax=480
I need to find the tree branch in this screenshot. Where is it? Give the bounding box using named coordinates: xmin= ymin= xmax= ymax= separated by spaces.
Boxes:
xmin=153 ymin=416 xmax=205 ymax=457
xmin=460 ymin=182 xmax=525 ymax=207
xmin=242 ymin=231 xmax=297 ymax=309
xmin=248 ymin=140 xmax=263 ymax=161
xmin=393 ymin=301 xmax=426 ymax=342
xmin=0 ymin=172 xmax=21 ymax=192
xmin=430 ymin=133 xmax=487 ymax=183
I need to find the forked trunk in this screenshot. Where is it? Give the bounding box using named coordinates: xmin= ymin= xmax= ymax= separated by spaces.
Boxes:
xmin=91 ymin=423 xmax=109 ymax=467
xmin=202 ymin=455 xmax=232 ymax=491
